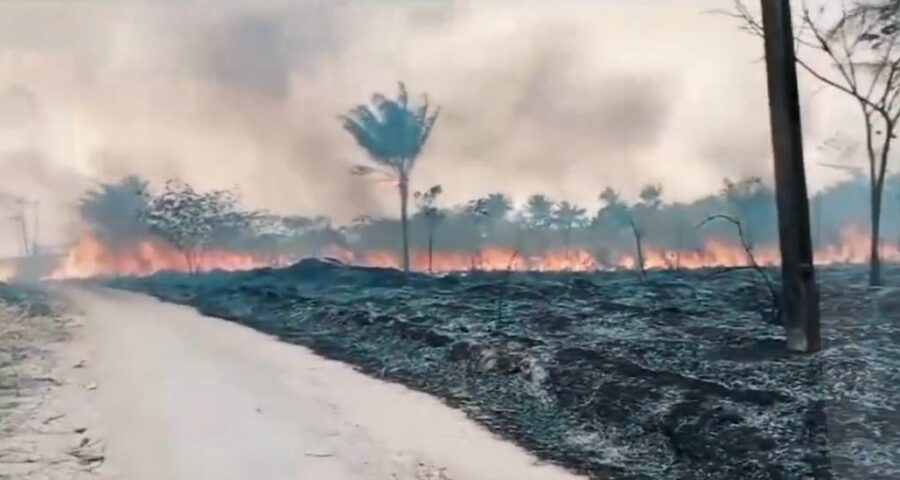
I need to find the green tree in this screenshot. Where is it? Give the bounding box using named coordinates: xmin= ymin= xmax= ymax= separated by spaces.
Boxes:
xmin=78 ymin=176 xmax=151 ymax=250
xmin=340 ymin=82 xmax=440 ymax=272
xmin=141 ymin=180 xmax=252 ymax=274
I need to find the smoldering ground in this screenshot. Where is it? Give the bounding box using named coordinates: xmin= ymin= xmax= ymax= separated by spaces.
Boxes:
xmin=0 ymin=0 xmax=884 ymax=257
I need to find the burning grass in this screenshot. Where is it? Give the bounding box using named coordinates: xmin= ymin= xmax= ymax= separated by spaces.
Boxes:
xmin=37 ymin=223 xmax=900 ymax=280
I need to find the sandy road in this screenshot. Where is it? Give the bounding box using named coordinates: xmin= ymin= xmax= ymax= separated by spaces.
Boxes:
xmin=60 ymin=287 xmax=585 ymax=480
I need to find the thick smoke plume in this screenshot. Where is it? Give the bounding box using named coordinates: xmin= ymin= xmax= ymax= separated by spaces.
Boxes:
xmin=0 ymin=0 xmax=888 ymax=258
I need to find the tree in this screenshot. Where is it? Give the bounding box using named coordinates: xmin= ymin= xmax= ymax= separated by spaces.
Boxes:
xmin=340 ymin=82 xmax=440 ymax=272
xmin=721 ymin=176 xmax=775 ymax=247
xmin=730 ymin=1 xmax=900 ymax=285
xmin=78 ymin=176 xmax=151 ymax=250
xmin=552 ymin=201 xmax=588 ymax=251
xmin=599 ymin=186 xmax=621 ymax=207
xmin=631 ymin=184 xmax=664 ymax=275
xmin=414 ymin=184 xmax=445 ymax=273
xmin=141 ymin=180 xmax=251 ymax=274
xmin=596 ymin=187 xmax=646 ymax=274
xmin=481 ymin=193 xmax=513 ymax=223
xmin=638 ymin=183 xmax=663 ymax=209
xmin=525 ymin=194 xmax=554 ymax=229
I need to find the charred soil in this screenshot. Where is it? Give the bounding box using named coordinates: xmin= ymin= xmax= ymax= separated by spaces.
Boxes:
xmin=109 ymin=261 xmax=900 ymax=480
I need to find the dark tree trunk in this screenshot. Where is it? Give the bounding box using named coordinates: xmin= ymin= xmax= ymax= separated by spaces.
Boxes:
xmin=179 ymin=244 xmax=194 ymax=275
xmin=761 ymin=0 xmax=821 ymax=352
xmin=428 ymin=227 xmax=435 ymax=274
xmin=399 ymin=175 xmax=411 ymax=272
xmin=630 ymin=221 xmax=646 ymax=277
xmin=870 ymin=114 xmax=894 ymax=287
xmin=870 ymin=182 xmax=884 ymax=286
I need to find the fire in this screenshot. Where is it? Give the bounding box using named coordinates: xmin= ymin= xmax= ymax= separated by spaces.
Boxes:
xmin=816 ymin=224 xmax=900 ymax=264
xmin=0 ymin=263 xmax=13 ymax=282
xmin=49 ymin=233 xmax=288 ymax=280
xmin=41 ymin=224 xmax=900 ymax=280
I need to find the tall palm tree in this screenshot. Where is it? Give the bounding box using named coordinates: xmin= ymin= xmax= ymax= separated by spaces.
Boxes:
xmin=525 ymin=194 xmax=554 ymax=229
xmin=340 ymin=82 xmax=440 ymax=271
xmin=552 ymin=201 xmax=587 ymax=250
xmin=482 ymin=193 xmax=513 ymax=223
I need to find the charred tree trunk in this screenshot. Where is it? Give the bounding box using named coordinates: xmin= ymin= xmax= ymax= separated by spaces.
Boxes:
xmin=871 ymin=183 xmax=883 ymax=286
xmin=761 ymin=0 xmax=821 ymax=352
xmin=428 ymin=226 xmax=435 ymax=274
xmin=183 ymin=249 xmax=195 ymax=275
xmin=629 ymin=219 xmax=646 ymax=277
xmin=399 ymin=174 xmax=411 ymax=272
xmin=869 ymin=114 xmax=894 ymax=287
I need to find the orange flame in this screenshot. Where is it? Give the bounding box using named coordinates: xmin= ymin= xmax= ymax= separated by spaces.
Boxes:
xmin=44 ymin=224 xmax=900 ymax=279
xmin=48 ymin=233 xmax=289 ymax=280
xmin=0 ymin=263 xmax=13 ymax=282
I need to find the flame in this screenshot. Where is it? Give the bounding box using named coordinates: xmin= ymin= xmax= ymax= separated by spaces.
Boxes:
xmin=49 ymin=232 xmax=288 ymax=280
xmin=0 ymin=263 xmax=13 ymax=283
xmin=42 ymin=224 xmax=900 ymax=279
xmin=816 ymin=224 xmax=900 ymax=264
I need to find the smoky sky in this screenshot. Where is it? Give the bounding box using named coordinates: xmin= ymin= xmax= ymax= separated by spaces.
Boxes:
xmin=0 ymin=0 xmax=882 ymax=255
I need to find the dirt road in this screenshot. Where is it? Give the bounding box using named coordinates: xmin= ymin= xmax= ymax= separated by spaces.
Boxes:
xmin=61 ymin=287 xmax=584 ymax=480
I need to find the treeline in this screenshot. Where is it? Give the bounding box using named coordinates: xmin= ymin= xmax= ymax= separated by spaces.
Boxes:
xmin=77 ymin=173 xmax=900 ymax=271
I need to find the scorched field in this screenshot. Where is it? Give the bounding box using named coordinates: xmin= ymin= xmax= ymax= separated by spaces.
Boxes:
xmin=109 ymin=261 xmax=900 ymax=480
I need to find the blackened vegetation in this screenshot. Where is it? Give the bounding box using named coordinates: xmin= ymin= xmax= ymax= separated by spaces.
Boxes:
xmin=111 ymin=262 xmax=900 ymax=480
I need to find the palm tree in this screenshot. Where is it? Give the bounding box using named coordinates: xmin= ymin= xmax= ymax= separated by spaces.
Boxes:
xmin=481 ymin=193 xmax=513 ymax=223
xmin=628 ymin=183 xmax=664 ymax=277
xmin=525 ymin=194 xmax=554 ymax=229
xmin=638 ymin=183 xmax=662 ymax=209
xmin=552 ymin=201 xmax=587 ymax=251
xmin=340 ymin=82 xmax=440 ymax=271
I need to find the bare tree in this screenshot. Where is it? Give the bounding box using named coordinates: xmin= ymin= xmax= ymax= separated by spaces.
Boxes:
xmin=596 ymin=185 xmax=661 ymax=277
xmin=340 ymin=82 xmax=440 ymax=272
xmin=414 ymin=184 xmax=445 ymax=273
xmin=729 ymin=0 xmax=900 ymax=285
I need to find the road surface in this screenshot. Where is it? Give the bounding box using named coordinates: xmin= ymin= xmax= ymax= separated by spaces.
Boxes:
xmin=59 ymin=287 xmax=585 ymax=480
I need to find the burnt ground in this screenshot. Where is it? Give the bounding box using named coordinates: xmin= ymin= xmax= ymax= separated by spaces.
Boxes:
xmin=109 ymin=262 xmax=900 ymax=480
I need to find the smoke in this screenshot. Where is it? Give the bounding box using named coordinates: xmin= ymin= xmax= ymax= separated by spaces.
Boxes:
xmin=0 ymin=0 xmax=879 ymax=257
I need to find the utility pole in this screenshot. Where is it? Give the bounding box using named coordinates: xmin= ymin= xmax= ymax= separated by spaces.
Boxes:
xmin=760 ymin=0 xmax=821 ymax=352
xmin=30 ymin=200 xmax=39 ymax=255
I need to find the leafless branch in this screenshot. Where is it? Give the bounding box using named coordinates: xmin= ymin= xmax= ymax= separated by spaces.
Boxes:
xmin=697 ymin=214 xmax=780 ymax=320
xmin=495 ymin=247 xmax=522 ymax=324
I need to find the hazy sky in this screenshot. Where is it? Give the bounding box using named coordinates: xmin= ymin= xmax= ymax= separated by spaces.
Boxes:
xmin=0 ymin=0 xmax=868 ymax=255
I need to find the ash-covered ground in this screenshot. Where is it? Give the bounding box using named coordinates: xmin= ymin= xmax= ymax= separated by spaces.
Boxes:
xmin=110 ymin=262 xmax=900 ymax=480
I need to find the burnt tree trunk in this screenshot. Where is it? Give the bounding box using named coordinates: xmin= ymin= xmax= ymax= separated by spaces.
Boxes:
xmin=399 ymin=173 xmax=411 ymax=272
xmin=760 ymin=0 xmax=821 ymax=352
xmin=629 ymin=219 xmax=646 ymax=277
xmin=428 ymin=226 xmax=435 ymax=274
xmin=870 ymin=182 xmax=883 ymax=286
